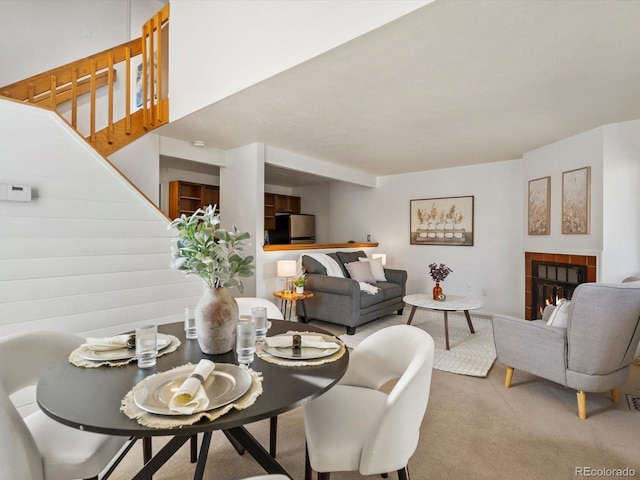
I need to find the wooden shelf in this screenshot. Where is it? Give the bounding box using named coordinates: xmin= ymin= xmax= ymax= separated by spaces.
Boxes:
xmin=169 ymin=180 xmax=219 ymax=220
xmin=263 ymin=242 xmax=379 ymax=252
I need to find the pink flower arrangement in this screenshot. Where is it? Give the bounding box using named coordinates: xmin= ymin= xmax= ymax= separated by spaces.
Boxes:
xmin=428 ymin=263 xmax=452 ymax=283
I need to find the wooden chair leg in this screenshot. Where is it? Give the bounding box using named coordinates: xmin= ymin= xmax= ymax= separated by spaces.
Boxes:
xmin=577 ymin=390 xmax=587 ymax=419
xmin=611 ymin=387 xmax=620 ymax=404
xmin=318 ymin=473 xmax=331 ymax=480
xmin=504 ymin=367 xmax=514 ymax=388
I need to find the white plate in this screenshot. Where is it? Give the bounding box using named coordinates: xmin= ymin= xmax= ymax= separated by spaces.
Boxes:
xmin=77 ymin=334 xmax=173 ymax=362
xmin=262 ymin=334 xmax=341 ymax=360
xmin=133 ymin=363 xmax=251 ymax=415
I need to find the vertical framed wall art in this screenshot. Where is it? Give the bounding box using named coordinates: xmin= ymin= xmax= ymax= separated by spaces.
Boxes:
xmin=410 ymin=196 xmax=474 ymax=246
xmin=528 ymin=176 xmax=550 ymax=235
xmin=562 ymin=166 xmax=591 ymax=234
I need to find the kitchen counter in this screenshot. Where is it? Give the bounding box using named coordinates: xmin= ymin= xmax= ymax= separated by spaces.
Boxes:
xmin=263 ymin=242 xmax=378 ymax=252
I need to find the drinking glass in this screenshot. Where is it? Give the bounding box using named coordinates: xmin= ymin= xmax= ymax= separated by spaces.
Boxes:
xmin=236 ymin=317 xmax=256 ymax=364
xmin=184 ymin=306 xmax=197 ymax=339
xmin=135 ymin=324 xmax=158 ymax=369
xmin=251 ymin=306 xmax=268 ymax=342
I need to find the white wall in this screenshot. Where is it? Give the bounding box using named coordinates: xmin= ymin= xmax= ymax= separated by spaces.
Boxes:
xmin=220 ymin=144 xmax=266 ymax=298
xmin=293 ymin=183 xmax=332 ymax=244
xmin=266 ymin=146 xmax=377 ymax=188
xmin=602 ymin=119 xmax=640 ymax=281
xmin=519 ymin=121 xmax=640 ymax=284
xmin=522 ymin=127 xmax=604 ymax=258
xmin=326 ymin=160 xmax=524 ymax=317
xmin=0 ymin=99 xmax=201 ymax=338
xmin=169 ymin=1 xmax=429 ymax=122
xmin=0 ymin=0 xmax=165 ymax=85
xmin=108 ymin=133 xmax=161 ymax=205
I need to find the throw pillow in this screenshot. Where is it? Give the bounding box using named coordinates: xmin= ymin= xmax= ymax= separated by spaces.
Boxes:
xmin=336 ymin=251 xmax=366 ymax=276
xmin=546 ymin=299 xmax=571 ymax=328
xmin=301 ymin=255 xmax=327 ymax=275
xmin=345 ymin=261 xmax=377 ymax=284
xmin=358 ymin=257 xmax=387 ymax=282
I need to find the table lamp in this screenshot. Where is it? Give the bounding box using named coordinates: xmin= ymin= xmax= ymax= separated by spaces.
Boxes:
xmin=277 ymin=260 xmax=297 ymax=293
xmin=372 ymin=253 xmax=387 ymax=266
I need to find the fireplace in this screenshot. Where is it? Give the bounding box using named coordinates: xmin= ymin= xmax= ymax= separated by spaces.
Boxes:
xmin=525 ymin=252 xmax=597 ymax=320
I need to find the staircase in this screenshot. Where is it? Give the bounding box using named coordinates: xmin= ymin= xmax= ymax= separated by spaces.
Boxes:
xmin=0 ymin=4 xmax=169 ymax=158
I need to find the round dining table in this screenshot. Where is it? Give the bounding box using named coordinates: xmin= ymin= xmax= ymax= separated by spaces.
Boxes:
xmin=36 ymin=320 xmax=349 ymax=480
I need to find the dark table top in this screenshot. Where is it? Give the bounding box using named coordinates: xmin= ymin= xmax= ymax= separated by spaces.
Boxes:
xmin=37 ymin=320 xmax=348 ymax=438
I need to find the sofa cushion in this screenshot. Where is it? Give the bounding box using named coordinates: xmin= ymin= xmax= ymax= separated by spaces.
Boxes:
xmin=301 ymin=255 xmax=327 ymax=275
xmin=345 ymin=261 xmax=377 ymax=284
xmin=547 ymin=299 xmax=571 ymax=328
xmin=326 ymin=253 xmax=344 ymax=276
xmin=376 ymin=282 xmax=403 ymax=301
xmin=358 ymin=257 xmax=387 ymax=282
xmin=360 ymin=287 xmax=384 ymax=308
xmin=336 ymin=251 xmax=367 ymax=277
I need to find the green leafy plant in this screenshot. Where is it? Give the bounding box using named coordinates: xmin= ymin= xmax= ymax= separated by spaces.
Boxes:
xmin=293 ymin=275 xmax=307 ymax=287
xmin=168 ymin=205 xmax=255 ymax=293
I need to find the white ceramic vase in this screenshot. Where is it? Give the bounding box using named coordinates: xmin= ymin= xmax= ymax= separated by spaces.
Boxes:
xmin=195 ymin=285 xmax=239 ymax=354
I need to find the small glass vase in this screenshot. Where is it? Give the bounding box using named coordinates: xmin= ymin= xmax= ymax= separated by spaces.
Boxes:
xmin=433 ymin=282 xmax=442 ymax=300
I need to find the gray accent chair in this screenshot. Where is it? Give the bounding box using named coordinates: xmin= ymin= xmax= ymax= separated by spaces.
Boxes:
xmin=297 ymin=251 xmax=407 ymax=335
xmin=492 ymin=282 xmax=640 ymax=419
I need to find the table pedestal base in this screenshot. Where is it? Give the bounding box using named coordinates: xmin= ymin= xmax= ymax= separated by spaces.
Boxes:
xmin=406 ymin=306 xmax=475 ymax=350
xmin=132 ymin=426 xmax=288 ymax=480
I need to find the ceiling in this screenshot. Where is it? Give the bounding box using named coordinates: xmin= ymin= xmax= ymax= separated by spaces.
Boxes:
xmin=157 ymin=1 xmax=640 ymax=187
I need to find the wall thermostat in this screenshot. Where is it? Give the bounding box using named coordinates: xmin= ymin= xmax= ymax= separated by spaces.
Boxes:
xmin=0 ymin=184 xmax=32 ymax=202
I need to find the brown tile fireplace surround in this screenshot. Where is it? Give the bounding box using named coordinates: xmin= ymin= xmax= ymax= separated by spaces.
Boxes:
xmin=525 ymin=252 xmax=597 ymax=320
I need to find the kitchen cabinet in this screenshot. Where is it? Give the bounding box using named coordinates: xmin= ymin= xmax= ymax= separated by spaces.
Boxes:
xmin=169 ymin=180 xmax=219 ymax=219
xmin=274 ymin=194 xmax=301 ymax=214
xmin=264 ymin=193 xmax=301 ymax=232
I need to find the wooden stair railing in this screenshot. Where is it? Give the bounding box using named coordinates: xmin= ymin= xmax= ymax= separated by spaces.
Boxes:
xmin=0 ymin=3 xmax=169 ymax=158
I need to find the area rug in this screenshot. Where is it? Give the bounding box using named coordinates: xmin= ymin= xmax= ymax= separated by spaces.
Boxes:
xmin=338 ymin=309 xmax=497 ymax=377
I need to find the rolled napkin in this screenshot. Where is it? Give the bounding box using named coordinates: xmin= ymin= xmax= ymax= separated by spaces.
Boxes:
xmin=264 ymin=335 xmax=340 ymax=350
xmin=168 ymin=360 xmax=216 ymax=414
xmin=82 ymin=334 xmax=131 ymax=351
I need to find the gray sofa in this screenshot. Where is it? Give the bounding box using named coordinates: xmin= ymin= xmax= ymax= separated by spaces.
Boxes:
xmin=297 ymin=250 xmax=407 ymax=334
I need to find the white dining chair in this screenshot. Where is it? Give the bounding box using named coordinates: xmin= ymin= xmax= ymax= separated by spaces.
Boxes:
xmin=236 ymin=297 xmax=284 ymax=321
xmin=0 ymin=330 xmax=129 ymax=480
xmin=236 ymin=297 xmax=285 ymax=458
xmin=303 ymin=324 xmax=435 ymax=480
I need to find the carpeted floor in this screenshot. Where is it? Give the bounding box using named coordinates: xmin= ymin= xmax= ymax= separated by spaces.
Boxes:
xmin=338 ymin=309 xmax=496 ymax=377
xmin=108 ymin=317 xmax=640 ymax=480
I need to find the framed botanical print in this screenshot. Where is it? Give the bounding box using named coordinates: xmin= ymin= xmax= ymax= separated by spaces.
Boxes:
xmin=528 ymin=176 xmax=550 ymax=235
xmin=410 ymin=196 xmax=474 ymax=246
xmin=562 ymin=166 xmax=590 ymax=234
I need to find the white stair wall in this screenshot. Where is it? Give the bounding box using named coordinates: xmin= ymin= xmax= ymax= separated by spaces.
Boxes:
xmin=0 ymin=99 xmax=202 ymax=338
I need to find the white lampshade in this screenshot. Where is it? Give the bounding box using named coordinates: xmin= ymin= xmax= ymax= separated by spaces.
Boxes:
xmin=372 ymin=253 xmax=387 ymax=266
xmin=277 ymin=260 xmax=297 ymax=278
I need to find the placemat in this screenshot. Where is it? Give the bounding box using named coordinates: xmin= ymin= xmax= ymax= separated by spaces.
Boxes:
xmin=68 ymin=335 xmax=181 ymax=368
xmin=121 ymin=364 xmax=263 ymax=429
xmin=256 ymin=330 xmax=346 ymax=366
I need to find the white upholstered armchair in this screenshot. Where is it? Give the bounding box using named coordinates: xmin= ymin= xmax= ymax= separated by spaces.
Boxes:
xmin=303 ymin=324 xmax=435 ymax=479
xmin=492 ymin=282 xmax=640 ymax=419
xmin=0 ymin=330 xmax=128 ymax=480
